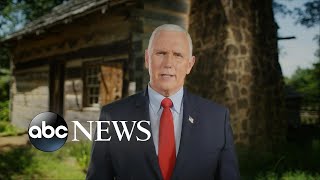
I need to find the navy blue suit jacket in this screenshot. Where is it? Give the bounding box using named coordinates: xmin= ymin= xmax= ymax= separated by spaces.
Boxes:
xmin=86 ymin=88 xmax=240 ymax=180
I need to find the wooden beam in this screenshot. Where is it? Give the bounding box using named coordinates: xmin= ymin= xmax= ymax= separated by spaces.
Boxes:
xmin=14 ymin=39 xmax=130 ymax=70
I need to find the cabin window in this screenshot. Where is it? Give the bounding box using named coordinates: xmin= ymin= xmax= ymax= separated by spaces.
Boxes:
xmin=85 ymin=65 xmax=100 ymax=107
xmin=83 ymin=59 xmax=124 ymax=108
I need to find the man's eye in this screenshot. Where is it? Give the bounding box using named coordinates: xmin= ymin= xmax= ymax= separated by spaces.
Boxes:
xmin=174 ymin=53 xmax=183 ymax=58
xmin=156 ymin=52 xmax=165 ymax=55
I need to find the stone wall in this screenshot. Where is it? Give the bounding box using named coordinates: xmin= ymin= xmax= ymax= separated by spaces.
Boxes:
xmin=188 ymin=0 xmax=286 ymax=149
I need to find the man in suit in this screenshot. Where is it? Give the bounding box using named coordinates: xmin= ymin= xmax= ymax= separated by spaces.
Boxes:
xmin=87 ymin=24 xmax=240 ymax=180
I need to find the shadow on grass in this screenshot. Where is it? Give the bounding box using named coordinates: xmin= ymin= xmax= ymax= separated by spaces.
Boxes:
xmin=0 ymin=145 xmax=39 ymax=180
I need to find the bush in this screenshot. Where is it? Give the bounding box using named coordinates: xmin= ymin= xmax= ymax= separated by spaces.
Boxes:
xmin=65 ymin=141 xmax=91 ymax=172
xmin=0 ymin=69 xmax=10 ymax=101
xmin=0 ymin=100 xmax=25 ymax=136
xmin=0 ymin=146 xmax=38 ymax=180
xmin=256 ymin=170 xmax=320 ymax=180
xmin=0 ymin=142 xmax=89 ymax=179
xmin=0 ymin=100 xmax=9 ymax=122
xmin=0 ymin=121 xmax=25 ymax=136
xmin=238 ymin=139 xmax=320 ymax=179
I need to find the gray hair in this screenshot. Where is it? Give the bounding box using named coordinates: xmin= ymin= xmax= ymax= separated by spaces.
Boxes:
xmin=147 ymin=24 xmax=193 ymax=58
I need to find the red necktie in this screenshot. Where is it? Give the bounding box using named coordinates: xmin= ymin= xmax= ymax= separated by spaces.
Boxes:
xmin=158 ymin=98 xmax=176 ymax=180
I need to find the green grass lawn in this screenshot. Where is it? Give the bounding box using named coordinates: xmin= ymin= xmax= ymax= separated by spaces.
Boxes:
xmin=238 ymin=139 xmax=320 ymax=180
xmin=0 ymin=139 xmax=319 ymax=179
xmin=0 ymin=141 xmax=91 ymax=180
xmin=0 ymin=121 xmax=26 ymax=137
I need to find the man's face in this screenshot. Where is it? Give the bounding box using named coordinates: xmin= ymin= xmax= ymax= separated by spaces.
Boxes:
xmin=145 ymin=30 xmax=195 ymax=96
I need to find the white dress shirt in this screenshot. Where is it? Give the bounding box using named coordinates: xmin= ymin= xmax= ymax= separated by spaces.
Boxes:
xmin=147 ymin=84 xmax=184 ymax=156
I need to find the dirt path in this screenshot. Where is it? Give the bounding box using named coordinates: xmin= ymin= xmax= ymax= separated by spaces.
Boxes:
xmin=0 ymin=134 xmax=29 ymax=151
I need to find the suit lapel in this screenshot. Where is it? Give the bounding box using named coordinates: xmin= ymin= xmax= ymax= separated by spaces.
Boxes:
xmin=134 ymin=90 xmax=162 ymax=179
xmin=172 ymin=89 xmax=198 ymax=179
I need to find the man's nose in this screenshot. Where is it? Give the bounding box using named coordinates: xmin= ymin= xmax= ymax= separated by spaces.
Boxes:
xmin=163 ymin=53 xmax=174 ymax=68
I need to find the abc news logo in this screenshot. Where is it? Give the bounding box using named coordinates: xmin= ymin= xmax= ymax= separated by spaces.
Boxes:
xmin=28 ymin=112 xmax=151 ymax=152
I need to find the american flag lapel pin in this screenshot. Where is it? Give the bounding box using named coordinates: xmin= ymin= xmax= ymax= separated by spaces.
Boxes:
xmin=188 ymin=116 xmax=194 ymax=124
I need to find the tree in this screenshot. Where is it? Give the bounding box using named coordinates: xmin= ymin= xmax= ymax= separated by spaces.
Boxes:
xmin=286 ymin=58 xmax=320 ymax=125
xmin=293 ymin=0 xmax=320 ymax=29
xmin=273 ymin=0 xmax=320 ymax=28
xmin=274 ymin=0 xmax=320 ymax=45
xmin=274 ymin=0 xmax=320 ymax=105
xmin=278 ymin=0 xmax=320 ymax=124
xmin=0 ymin=0 xmax=66 ymax=101
xmin=0 ymin=0 xmax=66 ymax=64
xmin=0 ymin=0 xmax=66 ymax=32
xmin=286 ymin=64 xmax=319 ymax=103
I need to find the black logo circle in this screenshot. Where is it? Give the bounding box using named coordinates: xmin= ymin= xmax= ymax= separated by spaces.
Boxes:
xmin=28 ymin=112 xmax=68 ymax=152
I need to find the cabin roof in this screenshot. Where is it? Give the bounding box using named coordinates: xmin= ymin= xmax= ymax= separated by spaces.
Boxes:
xmin=2 ymin=0 xmax=128 ymax=42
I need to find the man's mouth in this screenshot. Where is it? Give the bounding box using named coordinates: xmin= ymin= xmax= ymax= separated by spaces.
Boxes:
xmin=160 ymin=74 xmax=175 ymax=78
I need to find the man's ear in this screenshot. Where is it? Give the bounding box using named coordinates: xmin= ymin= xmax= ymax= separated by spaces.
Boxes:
xmin=186 ymin=56 xmax=195 ymax=74
xmin=145 ymin=49 xmax=149 ymax=69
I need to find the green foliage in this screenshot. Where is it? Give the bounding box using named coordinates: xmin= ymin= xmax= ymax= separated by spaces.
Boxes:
xmin=0 ymin=100 xmax=9 ymax=122
xmin=286 ymin=60 xmax=320 ymax=104
xmin=21 ymin=0 xmax=65 ymax=22
xmin=0 ymin=120 xmax=25 ymax=136
xmin=274 ymin=0 xmax=320 ymax=47
xmin=0 ymin=100 xmax=25 ymax=136
xmin=238 ymin=139 xmax=320 ymax=179
xmin=0 ymin=142 xmax=88 ymax=179
xmin=0 ymin=0 xmax=67 ymax=103
xmin=293 ymin=0 xmax=320 ymax=28
xmin=0 ymin=121 xmax=20 ymax=136
xmin=0 ymin=47 xmax=10 ymax=70
xmin=65 ymin=141 xmax=91 ymax=172
xmin=0 ymin=0 xmax=66 ymax=34
xmin=286 ymin=59 xmax=319 ymax=124
xmin=273 ymin=1 xmax=292 ymax=16
xmin=0 ymin=146 xmax=37 ymax=180
xmin=0 ymin=0 xmax=25 ymax=36
xmin=256 ymin=170 xmax=320 ymax=180
xmin=274 ymin=0 xmax=320 ymax=29
xmin=1 ymin=139 xmax=320 ymax=179
xmin=0 ymin=68 xmax=10 ymax=101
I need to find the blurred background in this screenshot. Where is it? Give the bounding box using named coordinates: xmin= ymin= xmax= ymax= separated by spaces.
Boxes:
xmin=0 ymin=0 xmax=319 ymax=179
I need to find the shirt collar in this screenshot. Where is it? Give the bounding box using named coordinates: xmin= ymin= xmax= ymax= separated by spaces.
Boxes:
xmin=148 ymin=83 xmax=183 ymax=114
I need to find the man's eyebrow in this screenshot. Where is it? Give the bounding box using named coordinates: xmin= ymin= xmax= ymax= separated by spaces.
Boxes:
xmin=153 ymin=49 xmax=185 ymax=56
xmin=154 ymin=49 xmax=168 ymax=52
xmin=173 ymin=52 xmax=183 ymax=56
xmin=153 ymin=50 xmax=168 ymax=55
